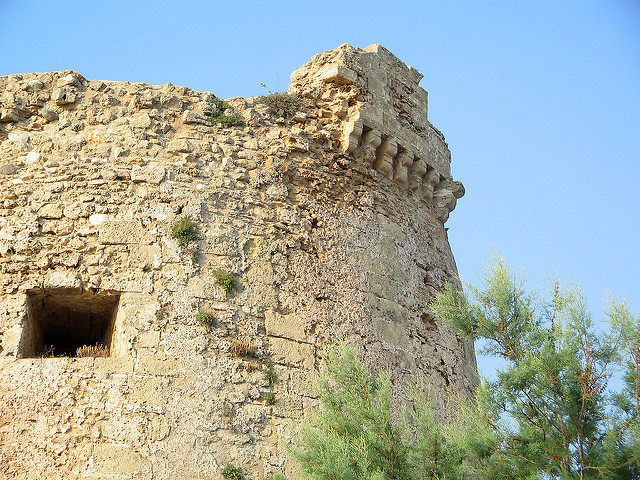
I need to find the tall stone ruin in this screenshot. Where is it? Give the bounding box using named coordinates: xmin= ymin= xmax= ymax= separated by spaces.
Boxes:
xmin=0 ymin=44 xmax=476 ymax=479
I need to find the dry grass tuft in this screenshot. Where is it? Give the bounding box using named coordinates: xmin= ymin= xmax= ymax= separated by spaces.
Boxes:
xmin=76 ymin=344 xmax=109 ymax=357
xmin=230 ymin=338 xmax=255 ymax=358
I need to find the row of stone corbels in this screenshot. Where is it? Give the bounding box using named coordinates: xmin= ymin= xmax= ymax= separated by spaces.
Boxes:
xmin=342 ymin=119 xmax=463 ymax=221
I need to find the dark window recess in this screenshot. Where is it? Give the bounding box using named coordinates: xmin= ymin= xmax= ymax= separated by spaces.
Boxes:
xmin=20 ymin=291 xmax=121 ymax=358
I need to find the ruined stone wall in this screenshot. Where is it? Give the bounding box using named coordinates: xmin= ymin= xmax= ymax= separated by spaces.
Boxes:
xmin=0 ymin=44 xmax=476 ymax=479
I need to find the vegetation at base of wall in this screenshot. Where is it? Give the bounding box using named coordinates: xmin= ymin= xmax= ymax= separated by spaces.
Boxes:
xmin=263 ymin=392 xmax=277 ymax=405
xmin=209 ymin=97 xmax=244 ymax=127
xmin=212 ymin=269 xmax=236 ymax=293
xmin=195 ymin=311 xmax=213 ymax=326
xmin=290 ymin=257 xmax=640 ymax=480
xmin=170 ymin=217 xmax=199 ymax=246
xmin=230 ymin=338 xmax=255 ymax=358
xmin=75 ymin=344 xmax=109 ymax=357
xmin=221 ymin=463 xmax=245 ymax=480
xmin=255 ymin=92 xmax=301 ymax=117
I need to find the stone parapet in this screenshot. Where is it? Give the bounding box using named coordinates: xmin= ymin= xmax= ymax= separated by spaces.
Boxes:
xmin=290 ymin=44 xmax=464 ymax=221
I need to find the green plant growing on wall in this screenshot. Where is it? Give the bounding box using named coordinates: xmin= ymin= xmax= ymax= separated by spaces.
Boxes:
xmin=195 ymin=311 xmax=213 ymax=326
xmin=255 ymin=92 xmax=301 ymax=117
xmin=171 ymin=217 xmax=199 ymax=246
xmin=263 ymin=392 xmax=277 ymax=405
xmin=209 ymin=97 xmax=244 ymax=126
xmin=264 ymin=366 xmax=278 ymax=385
xmin=212 ymin=269 xmax=236 ymax=293
xmin=221 ymin=463 xmax=245 ymax=480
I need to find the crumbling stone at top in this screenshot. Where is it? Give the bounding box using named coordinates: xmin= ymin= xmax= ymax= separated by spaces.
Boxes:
xmin=290 ymin=44 xmax=464 ymax=221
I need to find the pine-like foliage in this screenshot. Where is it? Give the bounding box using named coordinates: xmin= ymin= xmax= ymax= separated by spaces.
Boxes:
xmin=430 ymin=257 xmax=640 ymax=479
xmin=291 ymin=347 xmax=463 ymax=480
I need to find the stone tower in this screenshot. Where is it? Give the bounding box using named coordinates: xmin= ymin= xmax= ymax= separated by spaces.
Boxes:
xmin=0 ymin=44 xmax=476 ymax=479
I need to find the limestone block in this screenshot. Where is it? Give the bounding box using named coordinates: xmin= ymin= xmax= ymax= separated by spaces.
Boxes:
xmin=268 ymin=337 xmax=314 ymax=369
xmin=131 ymin=164 xmax=165 ymax=184
xmin=374 ymin=138 xmax=397 ymax=178
xmin=366 ymin=292 xmax=411 ymax=325
xmin=264 ymin=310 xmax=305 ymax=342
xmin=99 ymin=271 xmax=153 ymax=294
xmin=93 ymin=357 xmax=134 ymax=374
xmin=52 ymin=87 xmax=76 ymax=105
xmin=51 ymin=252 xmax=81 ymax=267
xmin=116 ymin=294 xmax=161 ymax=327
xmin=288 ymin=369 xmax=319 ymax=398
xmin=98 ymin=220 xmax=151 ymax=245
xmin=136 ymin=352 xmax=179 ymax=376
xmin=392 ymin=150 xmax=413 ymax=187
xmin=44 ymin=269 xmax=81 ymax=290
xmin=128 ymin=244 xmax=161 ymax=270
xmin=433 ymin=189 xmax=456 ymax=212
xmin=136 ymin=330 xmax=160 ymax=348
xmin=146 ymin=413 xmax=172 ymax=441
xmin=127 ymin=376 xmax=169 ymax=408
xmin=203 ymin=234 xmax=238 ymax=255
xmin=63 ymin=202 xmax=93 ymax=219
xmin=167 ymin=138 xmax=193 ymax=153
xmin=41 ymin=109 xmax=58 ymax=122
xmin=271 ymin=392 xmax=304 ymax=418
xmin=56 ymin=73 xmax=79 ymax=87
xmin=129 ymin=112 xmax=152 ymax=128
xmin=317 ymin=64 xmax=358 ymax=84
xmin=372 ymin=317 xmax=409 ymax=346
xmin=182 ymin=110 xmax=209 ymax=125
xmin=158 ymin=264 xmax=187 ymax=292
xmin=87 ymin=443 xmax=152 ymax=478
xmin=2 ymin=327 xmax=21 ymax=355
xmin=88 ymin=213 xmax=110 ymax=226
xmin=37 ymin=203 xmax=64 ymax=219
xmin=244 ymin=262 xmax=278 ymax=310
xmin=26 ymin=151 xmax=41 ymax=163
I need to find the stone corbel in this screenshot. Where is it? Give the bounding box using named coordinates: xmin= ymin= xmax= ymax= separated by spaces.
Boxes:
xmin=374 ymin=138 xmax=397 ymax=178
xmin=421 ymin=169 xmax=440 ymax=201
xmin=408 ymin=157 xmax=427 ymax=190
xmin=361 ymin=129 xmax=382 ymax=165
xmin=342 ymin=120 xmax=362 ymax=154
xmin=392 ymin=150 xmax=413 ymax=188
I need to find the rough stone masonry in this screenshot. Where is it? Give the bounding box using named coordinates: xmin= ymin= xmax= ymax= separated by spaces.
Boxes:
xmin=0 ymin=44 xmax=476 ymax=479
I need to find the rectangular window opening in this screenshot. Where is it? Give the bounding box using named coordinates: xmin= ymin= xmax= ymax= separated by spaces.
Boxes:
xmin=20 ymin=290 xmax=121 ymax=358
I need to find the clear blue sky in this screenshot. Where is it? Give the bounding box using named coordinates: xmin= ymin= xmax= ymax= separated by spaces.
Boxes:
xmin=2 ymin=1 xmax=638 ymax=374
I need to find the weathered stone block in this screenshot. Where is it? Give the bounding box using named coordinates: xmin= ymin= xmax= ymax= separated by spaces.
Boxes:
xmin=44 ymin=269 xmax=81 ymax=290
xmin=98 ymin=220 xmax=151 ymax=245
xmin=131 ymin=164 xmax=165 ymax=184
xmin=37 ymin=203 xmax=64 ymax=219
xmin=268 ymin=337 xmax=314 ymax=369
xmin=136 ymin=352 xmax=179 ymax=376
xmin=93 ymin=357 xmax=134 ymax=374
xmin=264 ymin=310 xmax=305 ymax=342
xmin=87 ymin=443 xmax=152 ymax=478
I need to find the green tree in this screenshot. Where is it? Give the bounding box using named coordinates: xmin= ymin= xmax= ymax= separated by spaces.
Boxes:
xmin=429 ymin=257 xmax=640 ymax=479
xmin=291 ymin=347 xmax=463 ymax=480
